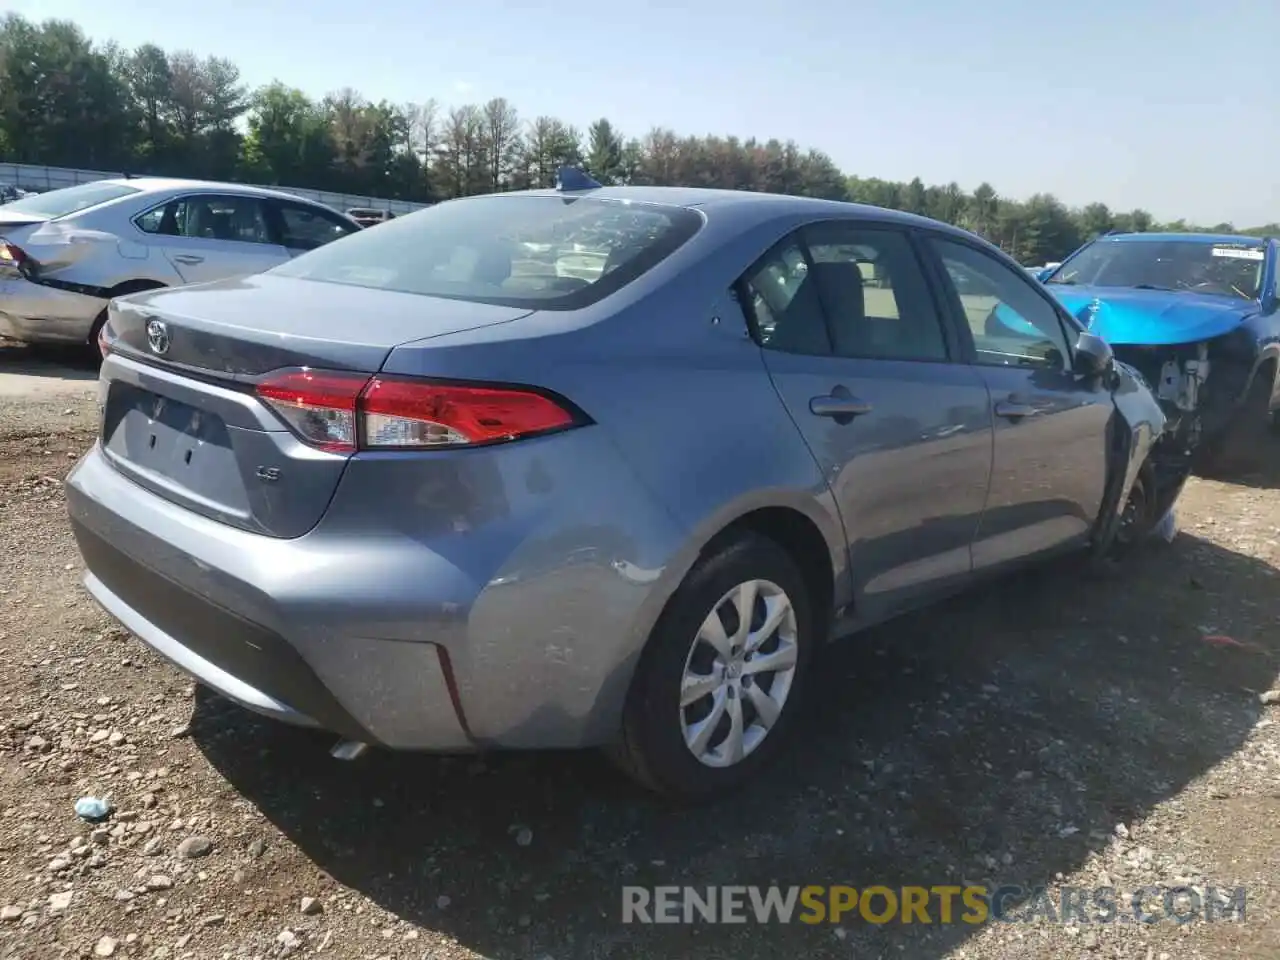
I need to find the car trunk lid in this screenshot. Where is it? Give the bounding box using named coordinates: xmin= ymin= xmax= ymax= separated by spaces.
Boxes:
xmin=0 ymin=215 xmax=50 ymax=275
xmin=0 ymin=213 xmax=49 ymax=230
xmin=99 ymin=275 xmax=533 ymax=538
xmin=107 ymin=274 xmax=532 ymax=376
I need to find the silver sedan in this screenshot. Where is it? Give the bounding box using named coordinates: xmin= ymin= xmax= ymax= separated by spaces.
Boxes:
xmin=0 ymin=178 xmax=359 ymax=349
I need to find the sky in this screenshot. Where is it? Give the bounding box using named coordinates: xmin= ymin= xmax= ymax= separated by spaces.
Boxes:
xmin=10 ymin=0 xmax=1280 ymax=226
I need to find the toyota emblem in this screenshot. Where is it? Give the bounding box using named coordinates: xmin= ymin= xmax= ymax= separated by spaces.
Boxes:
xmin=146 ymin=319 xmax=170 ymax=355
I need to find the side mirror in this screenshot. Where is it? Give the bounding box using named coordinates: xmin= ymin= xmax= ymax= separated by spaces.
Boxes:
xmin=1074 ymin=331 xmax=1113 ymax=377
xmin=1035 ymin=267 xmax=1054 ymax=283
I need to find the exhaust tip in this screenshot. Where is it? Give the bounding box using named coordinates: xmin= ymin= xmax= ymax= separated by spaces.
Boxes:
xmin=330 ymin=739 xmax=370 ymax=761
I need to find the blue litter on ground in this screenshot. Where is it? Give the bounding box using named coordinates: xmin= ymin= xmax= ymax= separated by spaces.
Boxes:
xmin=74 ymin=797 xmax=111 ymax=821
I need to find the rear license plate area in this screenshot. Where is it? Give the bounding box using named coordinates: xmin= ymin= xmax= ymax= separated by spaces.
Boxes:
xmin=102 ymin=383 xmax=245 ymax=507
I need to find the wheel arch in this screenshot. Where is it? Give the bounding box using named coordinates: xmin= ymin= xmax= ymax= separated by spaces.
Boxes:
xmin=678 ymin=490 xmax=845 ymax=619
xmin=104 ymin=277 xmax=168 ymax=299
xmin=608 ymin=498 xmax=841 ymax=795
xmin=699 ymin=507 xmax=837 ymax=640
xmin=618 ymin=492 xmax=847 ymax=697
xmin=1251 ymin=349 xmax=1279 ymax=411
xmin=88 ymin=279 xmax=169 ymax=344
xmin=1091 ymin=362 xmax=1168 ymax=556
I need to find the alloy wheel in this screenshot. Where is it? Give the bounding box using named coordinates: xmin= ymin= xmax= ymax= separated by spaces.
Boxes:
xmin=678 ymin=579 xmax=799 ymax=768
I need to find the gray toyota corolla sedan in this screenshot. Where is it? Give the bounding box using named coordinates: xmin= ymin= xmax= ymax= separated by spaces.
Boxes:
xmin=66 ymin=177 xmax=1186 ymax=799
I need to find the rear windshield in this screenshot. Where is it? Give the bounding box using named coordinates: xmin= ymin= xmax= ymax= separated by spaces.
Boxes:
xmin=0 ymin=181 xmax=141 ymax=219
xmin=272 ymin=195 xmax=704 ymax=310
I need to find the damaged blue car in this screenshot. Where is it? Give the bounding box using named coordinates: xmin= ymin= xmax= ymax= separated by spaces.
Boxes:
xmin=999 ymin=233 xmax=1280 ymax=471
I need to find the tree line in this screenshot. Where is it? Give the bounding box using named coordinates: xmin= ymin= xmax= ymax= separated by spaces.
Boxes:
xmin=2 ymin=14 xmax=1276 ymax=266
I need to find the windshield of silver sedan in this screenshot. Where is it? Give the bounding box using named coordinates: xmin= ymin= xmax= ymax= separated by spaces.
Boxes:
xmin=1046 ymin=238 xmax=1266 ymax=301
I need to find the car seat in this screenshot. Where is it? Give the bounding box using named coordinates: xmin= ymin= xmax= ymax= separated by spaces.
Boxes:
xmin=208 ymin=212 xmax=235 ymax=241
xmin=809 ymin=261 xmax=868 ymax=356
xmin=766 ymin=272 xmax=832 ymax=355
xmin=472 ymin=244 xmax=513 ymax=287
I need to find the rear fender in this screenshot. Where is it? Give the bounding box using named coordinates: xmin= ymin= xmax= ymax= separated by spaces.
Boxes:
xmin=14 ymin=222 xmax=121 ymax=273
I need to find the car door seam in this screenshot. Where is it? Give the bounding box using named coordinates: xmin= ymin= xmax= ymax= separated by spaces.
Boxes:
xmin=754 ymin=347 xmax=855 ymax=605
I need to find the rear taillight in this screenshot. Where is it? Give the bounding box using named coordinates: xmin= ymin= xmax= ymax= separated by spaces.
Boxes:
xmin=361 ymin=378 xmax=578 ymax=447
xmin=254 ymin=368 xmax=583 ymax=454
xmin=255 ymin=370 xmax=365 ymax=453
xmin=97 ymin=323 xmax=111 ymax=360
xmin=0 ymin=240 xmax=30 ymax=272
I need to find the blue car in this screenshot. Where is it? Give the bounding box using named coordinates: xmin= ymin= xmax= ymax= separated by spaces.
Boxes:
xmin=1002 ymin=233 xmax=1280 ymax=471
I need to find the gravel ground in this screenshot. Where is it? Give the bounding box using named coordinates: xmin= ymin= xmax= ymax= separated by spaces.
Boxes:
xmin=2 ymin=343 xmax=1280 ymax=959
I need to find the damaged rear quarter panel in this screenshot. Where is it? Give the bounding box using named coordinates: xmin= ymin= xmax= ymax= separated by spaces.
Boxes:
xmin=6 ymin=202 xmax=183 ymax=301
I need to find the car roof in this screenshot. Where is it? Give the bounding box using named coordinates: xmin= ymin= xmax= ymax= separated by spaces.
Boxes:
xmin=1102 ymin=231 xmax=1270 ymax=245
xmin=506 ymin=185 xmax=972 ymax=235
xmin=95 ymin=177 xmax=330 ymax=205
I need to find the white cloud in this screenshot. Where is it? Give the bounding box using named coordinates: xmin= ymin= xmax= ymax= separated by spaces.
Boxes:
xmin=451 ymin=80 xmax=475 ymax=96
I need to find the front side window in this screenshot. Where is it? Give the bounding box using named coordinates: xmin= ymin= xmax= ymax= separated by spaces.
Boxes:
xmin=136 ymin=195 xmax=271 ymax=245
xmin=275 ymin=202 xmax=358 ymax=251
xmin=1047 ymin=237 xmax=1265 ymax=301
xmin=931 ymin=238 xmax=1071 ymax=370
xmin=270 ymin=195 xmax=703 ymax=310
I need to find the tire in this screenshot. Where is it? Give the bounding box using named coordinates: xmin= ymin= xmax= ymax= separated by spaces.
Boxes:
xmin=611 ymin=532 xmax=816 ymax=801
xmin=1196 ymin=364 xmax=1274 ymax=475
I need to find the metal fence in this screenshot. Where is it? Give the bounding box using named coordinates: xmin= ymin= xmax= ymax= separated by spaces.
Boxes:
xmin=0 ymin=163 xmax=429 ymax=216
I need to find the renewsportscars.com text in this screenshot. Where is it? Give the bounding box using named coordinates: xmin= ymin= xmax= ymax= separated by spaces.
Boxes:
xmin=621 ymin=885 xmax=1247 ymax=925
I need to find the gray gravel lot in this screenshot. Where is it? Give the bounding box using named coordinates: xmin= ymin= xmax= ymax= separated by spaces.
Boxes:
xmin=1 ymin=341 xmax=1279 ymax=959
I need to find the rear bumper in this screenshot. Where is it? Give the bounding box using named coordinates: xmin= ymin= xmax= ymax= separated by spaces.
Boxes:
xmin=66 ymin=433 xmax=684 ymax=751
xmin=0 ymin=275 xmax=102 ymax=344
xmin=68 ymin=444 xmax=476 ymax=750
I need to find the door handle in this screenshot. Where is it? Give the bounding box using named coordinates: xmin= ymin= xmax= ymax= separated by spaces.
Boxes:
xmin=994 ymin=398 xmax=1037 ymax=421
xmin=172 ymin=254 xmax=204 ymax=265
xmin=810 ymin=392 xmax=873 ymax=421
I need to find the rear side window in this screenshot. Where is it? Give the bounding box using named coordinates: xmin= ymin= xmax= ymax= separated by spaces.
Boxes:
xmin=741 ymin=237 xmax=830 ymax=355
xmin=801 ymin=222 xmax=948 ymax=361
xmin=0 ymin=181 xmax=140 ymax=219
xmin=739 ymin=222 xmax=949 ymax=362
xmin=270 ymin=195 xmax=704 ymax=310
